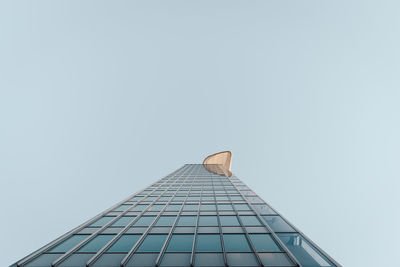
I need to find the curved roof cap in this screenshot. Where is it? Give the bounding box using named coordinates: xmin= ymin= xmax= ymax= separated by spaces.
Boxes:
xmin=202 ymin=151 xmax=232 ymax=177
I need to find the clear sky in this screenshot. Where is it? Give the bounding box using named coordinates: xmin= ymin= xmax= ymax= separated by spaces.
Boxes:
xmin=1 ymin=1 xmax=399 ymax=266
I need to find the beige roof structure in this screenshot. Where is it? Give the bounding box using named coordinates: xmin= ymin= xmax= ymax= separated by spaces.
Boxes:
xmin=202 ymin=151 xmax=232 ymax=177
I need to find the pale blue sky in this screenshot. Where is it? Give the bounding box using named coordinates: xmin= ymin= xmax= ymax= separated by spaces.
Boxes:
xmin=1 ymin=1 xmax=399 ymax=266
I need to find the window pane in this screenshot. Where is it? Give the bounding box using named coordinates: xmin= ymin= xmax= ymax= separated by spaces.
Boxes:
xmin=262 ymin=216 xmax=295 ymax=232
xmin=133 ymin=216 xmax=156 ymax=226
xmin=220 ymin=216 xmax=240 ymax=226
xmin=166 ymin=234 xmax=194 ymax=252
xmin=234 ymin=204 xmax=250 ymax=211
xmin=133 ymin=204 xmax=147 ymax=211
xmin=217 ymin=204 xmax=233 ymax=211
xmin=137 ymin=234 xmax=168 ymax=252
xmin=201 ymin=204 xmax=216 ymax=211
xmin=78 ymin=235 xmax=115 ymax=252
xmin=223 ymin=234 xmax=252 ymax=252
xmin=89 ymin=217 xmax=115 ymax=227
xmin=183 ymin=204 xmax=198 ymax=211
xmin=195 ymin=234 xmax=222 ymax=252
xmin=155 ymin=216 xmax=176 ymax=227
xmin=240 ymin=216 xmax=262 ymax=226
xmin=49 ymin=235 xmax=89 ymax=252
xmin=177 ymin=216 xmax=197 ymax=226
xmin=107 ymin=234 xmax=141 ymax=252
xmin=277 ymin=233 xmax=334 ymax=267
xmin=249 ymin=234 xmax=281 ymax=252
xmin=114 ymin=204 xmax=131 ymax=212
xmin=166 ymin=204 xmax=181 ymax=211
xmin=150 ymin=204 xmax=165 ymax=211
xmin=198 ymin=216 xmax=218 ymax=226
xmin=112 ymin=216 xmax=135 ymax=227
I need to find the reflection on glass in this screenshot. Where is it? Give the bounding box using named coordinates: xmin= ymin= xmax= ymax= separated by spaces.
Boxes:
xmin=195 ymin=234 xmax=222 ymax=252
xmin=78 ymin=235 xmax=115 ymax=252
xmin=262 ymin=216 xmax=295 ymax=232
xmin=108 ymin=234 xmax=141 ymax=252
xmin=277 ymin=233 xmax=334 ymax=267
xmin=137 ymin=234 xmax=167 ymax=252
xmin=49 ymin=235 xmax=89 ymax=252
xmin=166 ymin=234 xmax=194 ymax=252
xmin=249 ymin=234 xmax=281 ymax=252
xmin=223 ymin=234 xmax=252 ymax=252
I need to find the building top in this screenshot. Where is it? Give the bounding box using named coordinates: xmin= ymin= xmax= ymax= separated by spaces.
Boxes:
xmin=202 ymin=151 xmax=232 ymax=177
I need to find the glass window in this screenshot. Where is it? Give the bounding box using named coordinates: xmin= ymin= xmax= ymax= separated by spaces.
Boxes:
xmin=89 ymin=216 xmax=115 ymax=227
xmin=230 ymin=196 xmax=243 ymax=201
xmin=223 ymin=234 xmax=252 ymax=252
xmin=166 ymin=234 xmax=194 ymax=252
xmin=158 ymin=196 xmax=171 ymax=201
xmin=166 ymin=204 xmax=182 ymax=211
xmin=145 ymin=196 xmax=157 ymax=201
xmin=249 ymin=234 xmax=281 ymax=252
xmin=234 ymin=204 xmax=251 ymax=211
xmin=130 ymin=196 xmax=144 ymax=201
xmin=133 ymin=216 xmax=156 ymax=226
xmin=183 ymin=204 xmax=198 ymax=211
xmin=240 ymin=216 xmax=262 ymax=226
xmin=114 ymin=204 xmax=131 ymax=212
xmin=177 ymin=216 xmax=197 ymax=226
xmin=78 ymin=234 xmax=115 ymax=252
xmin=150 ymin=204 xmax=164 ymax=211
xmin=198 ymin=216 xmax=218 ymax=226
xmin=187 ymin=196 xmax=200 ymax=201
xmin=202 ymin=196 xmax=215 ymax=201
xmin=107 ymin=234 xmax=141 ymax=252
xmin=155 ymin=216 xmax=176 ymax=227
xmin=133 ymin=204 xmax=147 ymax=211
xmin=112 ymin=216 xmax=135 ymax=227
xmin=277 ymin=233 xmax=334 ymax=267
xmin=217 ymin=204 xmax=234 ymax=211
xmin=195 ymin=234 xmax=222 ymax=252
xmin=49 ymin=235 xmax=89 ymax=252
xmin=220 ymin=216 xmax=240 ymax=226
xmin=137 ymin=234 xmax=168 ymax=252
xmin=201 ymin=204 xmax=216 ymax=211
xmin=262 ymin=216 xmax=295 ymax=232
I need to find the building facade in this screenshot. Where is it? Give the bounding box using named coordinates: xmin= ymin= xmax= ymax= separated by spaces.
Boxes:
xmin=12 ymin=152 xmax=340 ymax=267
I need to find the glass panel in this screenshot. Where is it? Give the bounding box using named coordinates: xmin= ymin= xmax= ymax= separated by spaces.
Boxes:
xmin=198 ymin=216 xmax=218 ymax=226
xmin=150 ymin=204 xmax=165 ymax=211
xmin=226 ymin=253 xmax=258 ymax=267
xmin=155 ymin=216 xmax=176 ymax=226
xmin=137 ymin=234 xmax=168 ymax=252
xmin=107 ymin=234 xmax=141 ymax=252
xmin=217 ymin=204 xmax=233 ymax=211
xmin=114 ymin=204 xmax=131 ymax=212
xmin=249 ymin=234 xmax=281 ymax=252
xmin=195 ymin=234 xmax=222 ymax=252
xmin=166 ymin=234 xmax=194 ymax=252
xmin=194 ymin=253 xmax=225 ymax=267
xmin=78 ymin=235 xmax=115 ymax=252
xmin=111 ymin=216 xmax=135 ymax=227
xmin=89 ymin=216 xmax=115 ymax=227
xmin=223 ymin=234 xmax=252 ymax=252
xmin=262 ymin=216 xmax=295 ymax=232
xmin=133 ymin=204 xmax=147 ymax=211
xmin=134 ymin=216 xmax=156 ymax=226
xmin=277 ymin=233 xmax=334 ymax=267
xmin=166 ymin=204 xmax=181 ymax=211
xmin=183 ymin=204 xmax=198 ymax=211
xmin=234 ymin=204 xmax=250 ymax=211
xmin=49 ymin=235 xmax=89 ymax=252
xmin=240 ymin=216 xmax=262 ymax=226
xmin=201 ymin=204 xmax=216 ymax=211
xmin=177 ymin=216 xmax=197 ymax=226
xmin=220 ymin=216 xmax=240 ymax=226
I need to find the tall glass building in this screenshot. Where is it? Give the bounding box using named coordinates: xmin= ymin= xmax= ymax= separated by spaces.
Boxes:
xmin=12 ymin=152 xmax=340 ymax=267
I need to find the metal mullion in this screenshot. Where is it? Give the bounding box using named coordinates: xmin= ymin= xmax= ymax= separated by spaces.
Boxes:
xmin=86 ymin=192 xmax=168 ymax=266
xmin=231 ymin=203 xmax=264 ymax=267
xmin=189 ymin=191 xmax=201 ymax=267
xmin=216 ymin=202 xmax=228 ymax=267
xmin=52 ymin=188 xmax=162 ymax=267
xmin=120 ymin=182 xmax=185 ymax=267
xmin=16 ymin=174 xmax=171 ymax=267
xmin=155 ymin=192 xmax=189 ymax=266
xmin=229 ymin=175 xmax=302 ymax=267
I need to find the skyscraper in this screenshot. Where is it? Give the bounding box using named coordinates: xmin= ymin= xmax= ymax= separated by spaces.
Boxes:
xmin=12 ymin=151 xmax=340 ymax=267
